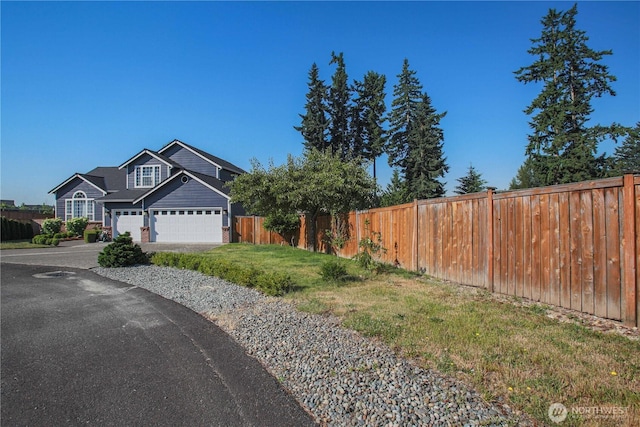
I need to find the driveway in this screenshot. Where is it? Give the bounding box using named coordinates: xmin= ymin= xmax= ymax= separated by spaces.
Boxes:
xmin=1 ymin=252 xmax=316 ymax=426
xmin=0 ymin=239 xmax=218 ymax=269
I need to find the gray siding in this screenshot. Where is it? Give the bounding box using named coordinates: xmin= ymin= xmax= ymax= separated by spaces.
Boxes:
xmin=126 ymin=153 xmax=172 ymax=189
xmin=53 ymin=179 xmax=104 ymax=222
xmin=163 ymin=144 xmax=219 ymax=177
xmin=143 ymin=177 xmax=228 ymax=211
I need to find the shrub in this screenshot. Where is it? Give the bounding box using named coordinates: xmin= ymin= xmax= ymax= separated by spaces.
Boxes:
xmin=84 ymin=229 xmax=98 ymax=243
xmin=150 ymin=252 xmax=295 ymax=296
xmin=41 ymin=218 xmax=63 ymax=235
xmin=66 ymin=217 xmax=89 ymax=236
xmin=98 ymin=232 xmax=149 ymax=267
xmin=320 ymin=259 xmax=348 ymax=282
xmin=255 ymin=272 xmax=293 ymax=296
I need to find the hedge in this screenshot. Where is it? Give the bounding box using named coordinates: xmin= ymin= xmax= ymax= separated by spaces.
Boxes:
xmin=1 ymin=216 xmax=34 ymax=241
xmin=151 ymin=252 xmax=294 ymax=297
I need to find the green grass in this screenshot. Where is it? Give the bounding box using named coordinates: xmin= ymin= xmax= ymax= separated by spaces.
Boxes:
xmin=196 ymin=244 xmax=640 ymax=426
xmin=0 ymin=240 xmax=50 ymax=249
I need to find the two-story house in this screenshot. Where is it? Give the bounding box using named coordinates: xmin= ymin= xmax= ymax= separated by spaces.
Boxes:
xmin=49 ymin=139 xmax=245 ymax=243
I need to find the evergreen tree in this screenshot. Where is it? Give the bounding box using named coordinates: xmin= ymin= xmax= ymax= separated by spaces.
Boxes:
xmin=295 ymin=63 xmax=329 ymax=151
xmin=327 ymin=52 xmax=352 ymax=158
xmin=514 ymin=4 xmax=625 ymax=186
xmin=610 ymin=122 xmax=640 ymax=175
xmin=351 ymin=71 xmax=387 ymax=177
xmin=403 ymin=93 xmax=449 ymax=199
xmin=387 ymin=59 xmax=423 ymax=171
xmin=509 ymin=157 xmax=544 ymax=190
xmin=454 ymin=164 xmax=487 ymax=195
xmin=379 ymin=169 xmax=410 ymax=207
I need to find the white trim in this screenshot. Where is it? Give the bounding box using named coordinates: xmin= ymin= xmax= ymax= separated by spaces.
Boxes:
xmin=134 ymin=165 xmax=161 ymax=188
xmin=158 ymin=139 xmax=223 ymax=175
xmin=118 ymin=149 xmax=176 ymax=170
xmin=64 ymin=191 xmax=95 ymax=221
xmin=132 ymin=171 xmax=230 ymax=204
xmin=49 ymin=173 xmax=107 ymax=195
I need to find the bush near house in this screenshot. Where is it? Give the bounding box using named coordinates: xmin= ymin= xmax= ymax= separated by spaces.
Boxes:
xmin=41 ymin=218 xmax=63 ymax=235
xmin=66 ymin=217 xmax=89 ymax=236
xmin=1 ymin=217 xmax=34 ymax=241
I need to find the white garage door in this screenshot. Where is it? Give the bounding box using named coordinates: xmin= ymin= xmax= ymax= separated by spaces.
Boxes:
xmin=113 ymin=210 xmax=144 ymax=242
xmin=151 ymin=209 xmax=223 ymax=243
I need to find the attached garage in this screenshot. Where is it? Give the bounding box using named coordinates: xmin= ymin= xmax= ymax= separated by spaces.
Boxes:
xmin=113 ymin=210 xmax=144 ymax=241
xmin=150 ymin=208 xmax=223 ymax=243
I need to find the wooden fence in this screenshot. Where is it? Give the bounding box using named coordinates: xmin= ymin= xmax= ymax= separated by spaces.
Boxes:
xmin=233 ymin=174 xmax=639 ymax=327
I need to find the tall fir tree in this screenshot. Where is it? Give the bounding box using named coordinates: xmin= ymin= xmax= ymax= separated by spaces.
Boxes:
xmin=295 ymin=63 xmax=329 ymax=151
xmin=403 ymin=93 xmax=449 ymax=199
xmin=387 ymin=59 xmax=423 ymax=171
xmin=454 ymin=164 xmax=487 ymax=195
xmin=514 ymin=4 xmax=624 ymax=187
xmin=327 ymin=52 xmax=352 ymax=158
xmin=388 ymin=60 xmax=448 ymax=200
xmin=351 ymin=71 xmax=387 ymax=177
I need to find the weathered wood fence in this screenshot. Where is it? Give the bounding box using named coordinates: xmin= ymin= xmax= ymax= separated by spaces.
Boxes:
xmin=233 ymin=174 xmax=639 ymax=327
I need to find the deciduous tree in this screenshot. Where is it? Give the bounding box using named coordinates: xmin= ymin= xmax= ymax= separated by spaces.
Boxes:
xmin=229 ymin=149 xmax=376 ymax=251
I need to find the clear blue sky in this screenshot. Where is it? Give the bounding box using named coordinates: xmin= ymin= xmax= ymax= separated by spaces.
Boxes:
xmin=2 ymin=1 xmax=638 ymax=205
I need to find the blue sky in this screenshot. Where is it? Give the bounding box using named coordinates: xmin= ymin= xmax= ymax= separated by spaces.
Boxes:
xmin=2 ymin=1 xmax=638 ymax=205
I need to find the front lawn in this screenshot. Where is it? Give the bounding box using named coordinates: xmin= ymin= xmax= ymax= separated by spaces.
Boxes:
xmin=0 ymin=240 xmax=51 ymax=249
xmin=173 ymin=243 xmax=640 ymax=426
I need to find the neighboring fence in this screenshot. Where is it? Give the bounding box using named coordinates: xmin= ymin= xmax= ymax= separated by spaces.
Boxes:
xmin=233 ymin=174 xmax=639 ymax=327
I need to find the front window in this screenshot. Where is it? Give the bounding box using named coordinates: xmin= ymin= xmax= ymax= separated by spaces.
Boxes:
xmin=135 ymin=165 xmax=161 ymax=188
xmin=65 ymin=191 xmax=94 ymax=221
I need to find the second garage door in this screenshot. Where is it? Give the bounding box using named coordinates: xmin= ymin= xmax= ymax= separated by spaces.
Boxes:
xmin=150 ymin=209 xmax=223 ymax=243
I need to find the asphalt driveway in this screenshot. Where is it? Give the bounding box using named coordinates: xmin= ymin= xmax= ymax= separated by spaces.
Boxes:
xmin=1 ymin=248 xmax=316 ymax=426
xmin=0 ymin=239 xmax=218 ymax=269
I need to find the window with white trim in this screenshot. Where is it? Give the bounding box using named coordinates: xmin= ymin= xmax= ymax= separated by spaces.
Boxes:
xmin=65 ymin=191 xmax=95 ymax=221
xmin=135 ymin=165 xmax=161 ymax=188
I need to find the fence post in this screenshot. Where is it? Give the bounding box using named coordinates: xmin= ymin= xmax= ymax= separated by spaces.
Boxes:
xmin=487 ymin=187 xmax=495 ymax=292
xmin=622 ymin=174 xmax=637 ymax=327
xmin=414 ymin=199 xmax=419 ymax=271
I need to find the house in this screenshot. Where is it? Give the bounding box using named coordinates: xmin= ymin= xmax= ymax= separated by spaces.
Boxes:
xmin=49 ymin=139 xmax=245 ymax=243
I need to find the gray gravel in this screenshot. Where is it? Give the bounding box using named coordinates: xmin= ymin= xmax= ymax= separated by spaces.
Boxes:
xmin=93 ymin=265 xmax=530 ymax=426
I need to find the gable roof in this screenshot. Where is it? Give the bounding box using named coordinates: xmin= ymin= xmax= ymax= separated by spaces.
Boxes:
xmin=159 ymin=139 xmax=245 ymax=175
xmin=118 ymin=148 xmax=181 ymax=170
xmin=49 ymin=172 xmax=104 ymax=195
xmin=132 ymin=169 xmax=230 ymax=204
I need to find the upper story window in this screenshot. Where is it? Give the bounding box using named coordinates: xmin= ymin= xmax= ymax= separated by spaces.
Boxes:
xmin=135 ymin=165 xmax=160 ymax=188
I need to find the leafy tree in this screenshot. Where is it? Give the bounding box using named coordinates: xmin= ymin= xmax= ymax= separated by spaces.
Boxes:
xmin=454 ymin=164 xmax=487 ymax=194
xmin=379 ymin=169 xmax=410 ymax=207
xmin=609 ymin=122 xmax=640 ymax=175
xmin=295 ymin=63 xmax=329 ymax=151
xmin=514 ymin=3 xmax=625 ymax=187
xmin=327 ymin=52 xmax=352 ymax=158
xmin=229 ymin=149 xmax=376 ymax=251
xmin=351 ymin=71 xmax=387 ymax=178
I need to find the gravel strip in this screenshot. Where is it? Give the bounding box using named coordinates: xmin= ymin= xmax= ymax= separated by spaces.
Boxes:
xmin=94 ymin=265 xmax=531 ymax=426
